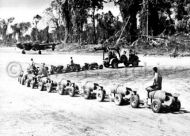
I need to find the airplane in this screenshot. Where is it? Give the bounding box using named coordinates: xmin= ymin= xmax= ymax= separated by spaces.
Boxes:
xmin=16 ymin=42 xmax=60 ymax=54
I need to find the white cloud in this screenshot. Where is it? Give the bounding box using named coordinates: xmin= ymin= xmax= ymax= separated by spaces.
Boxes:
xmin=0 ymin=2 xmax=120 ymax=23
xmin=100 ymin=2 xmax=120 ymax=17
xmin=0 ymin=7 xmax=47 ymax=23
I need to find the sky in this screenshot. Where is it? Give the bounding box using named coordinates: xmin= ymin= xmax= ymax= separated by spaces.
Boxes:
xmin=0 ymin=0 xmax=51 ymax=22
xmin=0 ymin=0 xmax=120 ymax=23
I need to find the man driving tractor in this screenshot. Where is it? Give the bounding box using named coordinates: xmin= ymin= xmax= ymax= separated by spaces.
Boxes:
xmin=129 ymin=49 xmax=136 ymax=62
xmin=26 ymin=58 xmax=38 ymax=75
xmin=70 ymin=57 xmax=74 ymax=65
xmin=31 ymin=58 xmax=35 ymax=66
xmin=107 ymin=48 xmax=117 ymax=62
xmin=145 ymin=67 xmax=162 ymax=105
xmin=39 ymin=63 xmax=49 ymax=77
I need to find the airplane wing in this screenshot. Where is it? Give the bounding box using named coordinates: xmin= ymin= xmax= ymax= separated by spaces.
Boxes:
xmin=16 ymin=43 xmax=33 ymax=50
xmin=23 ymin=43 xmax=33 ymax=50
xmin=32 ymin=43 xmax=58 ymax=51
xmin=16 ymin=43 xmax=24 ymax=49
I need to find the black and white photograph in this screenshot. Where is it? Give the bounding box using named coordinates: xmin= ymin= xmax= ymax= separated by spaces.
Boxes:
xmin=0 ymin=0 xmax=190 ymax=136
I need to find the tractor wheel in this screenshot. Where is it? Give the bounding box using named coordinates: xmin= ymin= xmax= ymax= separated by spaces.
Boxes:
xmin=151 ymin=99 xmax=162 ymax=113
xmin=99 ymin=65 xmax=103 ymax=69
xmin=20 ymin=78 xmax=23 ymax=84
xmin=114 ymin=94 xmax=123 ymax=105
xmin=95 ymin=64 xmax=99 ymax=69
xmin=21 ymin=77 xmax=25 ymax=85
xmin=130 ymin=94 xmax=140 ymax=108
xmin=19 ymin=77 xmax=23 ymax=83
xmin=20 ymin=79 xmax=22 ymax=84
xmin=18 ymin=77 xmax=21 ymax=82
xmin=25 ymin=79 xmax=31 ymax=87
xmin=82 ymin=66 xmax=86 ymax=71
xmin=77 ymin=66 xmax=81 ymax=72
xmin=89 ymin=65 xmax=93 ymax=70
xmin=22 ymin=50 xmax=26 ymax=54
xmin=120 ymin=55 xmax=127 ymax=63
xmin=84 ymin=90 xmax=91 ymax=99
xmin=25 ymin=79 xmax=28 ymax=86
xmin=46 ymin=83 xmax=52 ymax=93
xmin=38 ymin=82 xmax=44 ymax=91
xmin=68 ymin=87 xmax=75 ymax=97
xmin=96 ymin=91 xmax=105 ymax=102
xmin=171 ymin=100 xmax=181 ymax=112
xmin=124 ymin=62 xmax=129 ymax=67
xmin=132 ymin=61 xmax=139 ymax=67
xmin=73 ymin=67 xmax=76 ymax=72
xmin=76 ymin=68 xmax=79 ymax=72
xmin=58 ymin=85 xmax=65 ymax=95
xmin=38 ymin=50 xmax=41 ymax=54
xmin=30 ymin=81 xmax=35 ymax=89
xmin=50 ymin=70 xmax=54 ymax=75
xmin=18 ymin=77 xmax=21 ymax=83
xmin=112 ymin=60 xmax=118 ymax=68
xmin=103 ymin=62 xmax=109 ymax=68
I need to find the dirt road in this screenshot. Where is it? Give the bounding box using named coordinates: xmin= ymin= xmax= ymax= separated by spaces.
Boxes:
xmin=0 ymin=47 xmax=190 ymax=136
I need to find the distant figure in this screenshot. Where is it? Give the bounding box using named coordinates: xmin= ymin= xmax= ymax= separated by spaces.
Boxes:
xmin=129 ymin=49 xmax=135 ymax=62
xmin=120 ymin=50 xmax=127 ymax=63
xmin=171 ymin=46 xmax=179 ymax=58
xmin=31 ymin=58 xmax=35 ymax=66
xmin=123 ymin=51 xmax=126 ymax=55
xmin=112 ymin=50 xmax=117 ymax=58
xmin=108 ymin=50 xmax=113 ymax=62
xmin=129 ymin=49 xmax=133 ymax=56
xmin=70 ymin=57 xmax=74 ymax=65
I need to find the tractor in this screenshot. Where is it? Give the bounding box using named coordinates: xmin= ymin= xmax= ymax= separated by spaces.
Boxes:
xmin=50 ymin=65 xmax=64 ymax=74
xmin=94 ymin=47 xmax=140 ymax=68
xmin=82 ymin=62 xmax=103 ymax=71
xmin=56 ymin=79 xmax=79 ymax=97
xmin=65 ymin=63 xmax=81 ymax=72
xmin=81 ymin=81 xmax=106 ymax=102
xmin=19 ymin=64 xmax=39 ymax=85
xmin=29 ymin=75 xmax=56 ymax=91
xmin=20 ymin=63 xmax=50 ymax=88
xmin=37 ymin=76 xmax=57 ymax=92
xmin=109 ymin=84 xmax=140 ymax=106
xmin=26 ymin=64 xmax=52 ymax=90
xmin=29 ymin=75 xmax=41 ymax=89
xmin=131 ymin=90 xmax=181 ymax=113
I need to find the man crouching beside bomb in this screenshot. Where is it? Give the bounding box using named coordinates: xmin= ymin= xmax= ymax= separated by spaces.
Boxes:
xmin=145 ymin=67 xmax=162 ymax=106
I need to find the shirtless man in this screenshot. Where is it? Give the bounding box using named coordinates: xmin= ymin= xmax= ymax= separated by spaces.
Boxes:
xmin=146 ymin=67 xmax=162 ymax=104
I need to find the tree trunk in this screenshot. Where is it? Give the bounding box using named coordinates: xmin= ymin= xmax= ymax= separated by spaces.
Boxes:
xmin=55 ymin=21 xmax=60 ymax=42
xmin=118 ymin=1 xmax=138 ymax=43
xmin=78 ymin=23 xmax=83 ymax=45
xmin=46 ymin=26 xmax=50 ymax=43
xmin=92 ymin=8 xmax=97 ymax=44
xmin=63 ymin=27 xmax=69 ymax=44
xmin=62 ymin=0 xmax=71 ymax=45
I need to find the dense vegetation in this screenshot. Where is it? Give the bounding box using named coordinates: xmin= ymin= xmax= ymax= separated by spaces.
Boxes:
xmin=1 ymin=0 xmax=190 ymax=50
